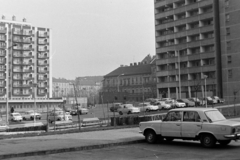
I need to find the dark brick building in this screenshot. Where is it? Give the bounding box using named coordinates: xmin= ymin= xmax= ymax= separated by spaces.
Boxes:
xmin=101 ymin=55 xmax=157 ymax=103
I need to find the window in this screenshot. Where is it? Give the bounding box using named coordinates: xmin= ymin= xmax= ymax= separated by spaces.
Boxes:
xmin=164 ymin=111 xmax=181 ymax=121
xmin=226 ymin=27 xmax=230 ymax=35
xmin=226 ymin=14 xmax=230 ymax=22
xmin=228 ymin=69 xmax=232 ymax=78
xmin=183 ymin=111 xmax=201 ymax=122
xmin=227 ymin=41 xmax=231 ymax=50
xmin=227 ymin=55 xmax=232 ymax=64
xmin=225 ymin=0 xmax=229 ymax=7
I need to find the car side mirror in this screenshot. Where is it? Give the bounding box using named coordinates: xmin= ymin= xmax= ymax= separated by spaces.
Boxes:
xmin=201 ymin=119 xmax=208 ymax=123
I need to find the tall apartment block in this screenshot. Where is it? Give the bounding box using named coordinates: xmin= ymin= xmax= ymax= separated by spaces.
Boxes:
xmin=0 ymin=16 xmax=62 ymax=112
xmin=154 ymin=0 xmax=240 ymax=102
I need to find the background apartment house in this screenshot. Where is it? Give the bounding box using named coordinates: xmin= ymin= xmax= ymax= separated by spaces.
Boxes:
xmin=155 ymin=0 xmax=240 ymax=102
xmin=102 ymin=55 xmax=157 ymax=103
xmin=0 ymin=16 xmax=65 ymax=112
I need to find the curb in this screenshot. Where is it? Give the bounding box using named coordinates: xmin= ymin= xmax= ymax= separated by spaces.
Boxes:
xmin=0 ymin=139 xmax=145 ymax=159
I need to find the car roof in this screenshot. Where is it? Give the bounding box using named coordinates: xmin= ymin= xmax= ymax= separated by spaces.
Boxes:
xmin=170 ymin=107 xmax=218 ymax=112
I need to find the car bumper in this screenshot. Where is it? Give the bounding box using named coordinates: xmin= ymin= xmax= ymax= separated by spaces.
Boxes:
xmin=224 ymin=133 xmax=240 ymax=140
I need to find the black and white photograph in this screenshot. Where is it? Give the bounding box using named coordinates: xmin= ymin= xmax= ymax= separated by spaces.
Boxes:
xmin=0 ymin=0 xmax=240 ymax=159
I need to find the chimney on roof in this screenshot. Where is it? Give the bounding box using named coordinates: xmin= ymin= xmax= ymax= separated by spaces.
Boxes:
xmin=120 ymin=65 xmax=124 ymax=67
xmin=134 ymin=63 xmax=137 ymax=66
xmin=130 ymin=63 xmax=133 ymax=66
xmin=138 ymin=62 xmax=141 ymax=65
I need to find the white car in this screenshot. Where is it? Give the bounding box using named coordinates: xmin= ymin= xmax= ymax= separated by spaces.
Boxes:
xmin=22 ymin=110 xmax=41 ymax=120
xmin=156 ymin=101 xmax=172 ymax=110
xmin=212 ymin=96 xmax=224 ymax=103
xmin=48 ymin=111 xmax=73 ymax=123
xmin=10 ymin=112 xmax=23 ymax=122
xmin=207 ymin=97 xmax=217 ymax=104
xmin=137 ymin=102 xmax=159 ymax=112
xmin=174 ymin=100 xmax=186 ymax=108
xmin=140 ymin=108 xmax=240 ymax=148
xmin=118 ymin=104 xmax=140 ymax=115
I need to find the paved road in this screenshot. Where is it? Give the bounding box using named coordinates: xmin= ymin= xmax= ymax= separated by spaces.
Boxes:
xmin=7 ymin=139 xmax=240 ymax=160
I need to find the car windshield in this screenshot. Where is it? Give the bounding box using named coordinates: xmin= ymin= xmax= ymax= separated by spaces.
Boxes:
xmin=205 ymin=110 xmax=226 ymax=122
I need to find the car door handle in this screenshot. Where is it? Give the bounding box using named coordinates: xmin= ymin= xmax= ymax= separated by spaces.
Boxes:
xmin=176 ymin=124 xmax=181 ymax=126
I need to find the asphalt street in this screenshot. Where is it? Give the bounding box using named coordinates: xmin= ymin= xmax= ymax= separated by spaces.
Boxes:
xmin=7 ymin=139 xmax=240 ymax=160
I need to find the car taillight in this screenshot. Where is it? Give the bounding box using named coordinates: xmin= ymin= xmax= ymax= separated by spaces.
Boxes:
xmin=232 ymin=128 xmax=236 ymax=134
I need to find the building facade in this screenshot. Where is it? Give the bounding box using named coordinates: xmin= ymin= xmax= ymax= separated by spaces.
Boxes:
xmin=154 ymin=0 xmax=240 ymax=102
xmin=102 ymin=55 xmax=157 ymax=103
xmin=0 ymin=16 xmax=59 ymax=113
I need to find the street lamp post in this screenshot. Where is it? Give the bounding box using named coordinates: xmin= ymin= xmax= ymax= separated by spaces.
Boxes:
xmin=203 ymin=75 xmax=208 ymax=108
xmin=117 ymin=73 xmax=124 ymax=92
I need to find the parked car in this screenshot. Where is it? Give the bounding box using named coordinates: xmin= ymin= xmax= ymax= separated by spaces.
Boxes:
xmin=110 ymin=103 xmax=122 ymax=112
xmin=178 ymin=99 xmax=195 ymax=107
xmin=69 ymin=107 xmax=89 ymax=115
xmin=118 ymin=104 xmax=140 ymax=115
xmin=174 ymin=100 xmax=186 ymax=108
xmin=207 ymin=96 xmax=217 ymax=104
xmin=139 ymin=108 xmax=240 ymax=148
xmin=22 ymin=110 xmax=41 ymax=120
xmin=137 ymin=102 xmax=159 ymax=112
xmin=10 ymin=112 xmax=23 ymax=122
xmin=152 ymin=101 xmax=164 ymax=110
xmin=205 ymin=97 xmax=214 ymax=105
xmin=212 ymin=96 xmax=224 ymax=103
xmin=160 ymin=101 xmax=173 ymax=110
xmin=48 ymin=110 xmax=72 ymax=123
xmin=188 ymin=97 xmax=201 ymax=106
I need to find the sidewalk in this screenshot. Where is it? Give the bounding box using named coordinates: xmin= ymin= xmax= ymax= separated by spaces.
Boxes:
xmin=0 ymin=127 xmax=144 ymax=159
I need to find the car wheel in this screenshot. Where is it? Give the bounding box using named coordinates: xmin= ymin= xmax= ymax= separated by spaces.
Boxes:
xmin=145 ymin=130 xmax=157 ymax=144
xmin=146 ymin=109 xmax=149 ymax=112
xmin=200 ymin=134 xmax=216 ymax=148
xmin=119 ymin=111 xmax=123 ymax=115
xmin=127 ymin=111 xmax=131 ymax=114
xmin=218 ymin=140 xmax=231 ymax=146
xmin=165 ymin=138 xmax=174 ymax=142
xmin=23 ymin=117 xmax=26 ymax=120
xmin=30 ymin=117 xmax=34 ymax=120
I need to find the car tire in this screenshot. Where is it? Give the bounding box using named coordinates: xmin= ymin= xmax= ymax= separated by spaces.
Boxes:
xmin=127 ymin=111 xmax=131 ymax=114
xmin=200 ymin=134 xmax=216 ymax=148
xmin=119 ymin=111 xmax=123 ymax=115
xmin=23 ymin=117 xmax=26 ymax=120
xmin=218 ymin=140 xmax=231 ymax=146
xmin=165 ymin=138 xmax=174 ymax=142
xmin=30 ymin=117 xmax=34 ymax=120
xmin=145 ymin=130 xmax=157 ymax=144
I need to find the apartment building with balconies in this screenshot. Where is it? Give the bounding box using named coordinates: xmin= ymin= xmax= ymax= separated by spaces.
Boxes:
xmin=155 ymin=0 xmax=240 ymax=102
xmin=0 ymin=16 xmax=62 ymax=112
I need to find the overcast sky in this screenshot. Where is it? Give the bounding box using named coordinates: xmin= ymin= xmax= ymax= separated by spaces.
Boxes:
xmin=0 ymin=0 xmax=155 ymax=79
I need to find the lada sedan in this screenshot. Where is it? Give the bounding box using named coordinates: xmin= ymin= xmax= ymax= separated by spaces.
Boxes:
xmin=139 ymin=108 xmax=240 ymax=147
xmin=118 ymin=104 xmax=140 ymax=115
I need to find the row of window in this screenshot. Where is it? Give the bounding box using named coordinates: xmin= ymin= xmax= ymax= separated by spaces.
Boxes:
xmin=157 ymin=45 xmax=214 ymax=59
xmin=157 ymin=58 xmax=215 ymax=71
xmin=105 ymin=77 xmax=154 ymax=86
xmin=157 ymin=32 xmax=214 ymax=48
xmin=158 ymin=71 xmax=215 ymax=83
